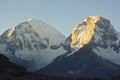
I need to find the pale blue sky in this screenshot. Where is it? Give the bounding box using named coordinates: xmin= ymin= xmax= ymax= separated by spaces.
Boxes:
xmin=0 ymin=0 xmax=120 ymax=36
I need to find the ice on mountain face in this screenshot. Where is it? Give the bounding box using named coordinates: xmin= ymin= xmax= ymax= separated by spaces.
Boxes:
xmin=91 ymin=17 xmax=117 ymax=45
xmin=92 ymin=19 xmax=120 ymax=65
xmin=0 ymin=18 xmax=66 ymax=71
xmin=93 ymin=47 xmax=120 ymax=65
xmin=4 ymin=27 xmax=15 ymax=42
xmin=68 ymin=16 xmax=120 ymax=65
xmin=91 ymin=17 xmax=120 ymax=65
xmin=70 ymin=16 xmax=118 ymax=49
xmin=70 ymin=16 xmax=99 ymax=48
xmin=15 ymin=46 xmax=66 ymax=71
xmin=27 ymin=19 xmax=66 ymax=45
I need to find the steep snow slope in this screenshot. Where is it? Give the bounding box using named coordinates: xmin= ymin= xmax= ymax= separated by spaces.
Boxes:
xmin=38 ymin=45 xmax=120 ymax=78
xmin=69 ymin=16 xmax=120 ymax=65
xmin=0 ymin=18 xmax=66 ymax=71
xmin=71 ymin=16 xmax=99 ymax=48
xmin=38 ymin=16 xmax=120 ymax=79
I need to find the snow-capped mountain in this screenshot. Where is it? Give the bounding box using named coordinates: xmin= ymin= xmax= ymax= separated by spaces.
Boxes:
xmin=70 ymin=16 xmax=120 ymax=65
xmin=1 ymin=16 xmax=120 ymax=79
xmin=38 ymin=16 xmax=120 ymax=78
xmin=0 ymin=18 xmax=66 ymax=71
xmin=71 ymin=16 xmax=120 ymax=64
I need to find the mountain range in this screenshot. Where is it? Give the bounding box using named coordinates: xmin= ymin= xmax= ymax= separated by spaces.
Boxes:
xmin=0 ymin=16 xmax=120 ymax=79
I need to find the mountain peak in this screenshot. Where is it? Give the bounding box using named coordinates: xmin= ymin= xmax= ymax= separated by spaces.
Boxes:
xmin=70 ymin=16 xmax=115 ymax=48
xmin=0 ymin=18 xmax=66 ymax=71
xmin=37 ymin=16 xmax=120 ymax=79
xmin=70 ymin=16 xmax=100 ymax=48
xmin=27 ymin=18 xmax=35 ymax=22
xmin=27 ymin=18 xmax=41 ymax=23
xmin=84 ymin=16 xmax=100 ymax=21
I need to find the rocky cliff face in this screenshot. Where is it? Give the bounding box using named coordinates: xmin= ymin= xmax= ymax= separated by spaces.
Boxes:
xmin=70 ymin=16 xmax=99 ymax=48
xmin=0 ymin=16 xmax=120 ymax=79
xmin=70 ymin=16 xmax=118 ymax=49
xmin=67 ymin=16 xmax=120 ymax=65
xmin=38 ymin=16 xmax=120 ymax=79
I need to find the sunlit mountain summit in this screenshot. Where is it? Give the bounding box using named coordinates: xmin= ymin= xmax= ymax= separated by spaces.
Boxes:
xmin=0 ymin=16 xmax=120 ymax=79
xmin=38 ymin=16 xmax=120 ymax=79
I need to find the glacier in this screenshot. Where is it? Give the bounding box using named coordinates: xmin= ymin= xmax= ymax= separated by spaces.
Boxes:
xmin=0 ymin=18 xmax=67 ymax=71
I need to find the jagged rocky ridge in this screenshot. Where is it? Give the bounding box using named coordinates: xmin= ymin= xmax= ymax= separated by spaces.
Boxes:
xmin=66 ymin=16 xmax=120 ymax=64
xmin=0 ymin=16 xmax=120 ymax=79
xmin=37 ymin=16 xmax=120 ymax=79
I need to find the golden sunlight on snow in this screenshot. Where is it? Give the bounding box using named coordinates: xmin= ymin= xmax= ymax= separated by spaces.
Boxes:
xmin=7 ymin=27 xmax=15 ymax=41
xmin=70 ymin=16 xmax=99 ymax=48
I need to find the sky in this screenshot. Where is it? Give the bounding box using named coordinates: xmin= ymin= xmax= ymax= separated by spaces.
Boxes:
xmin=0 ymin=0 xmax=120 ymax=37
